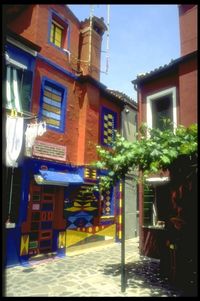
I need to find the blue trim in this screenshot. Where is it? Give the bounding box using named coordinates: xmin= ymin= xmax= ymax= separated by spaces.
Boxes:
xmin=5 ymin=227 xmax=21 ymax=267
xmin=6 ymin=42 xmax=36 ymax=71
xmin=39 ymin=76 xmax=67 ymax=133
xmin=100 ymin=106 xmax=118 ymax=147
xmin=37 ymin=53 xmax=77 ymax=80
xmin=48 ymin=8 xmax=71 ymax=54
xmin=52 ymin=229 xmax=59 ymax=252
xmin=18 ymin=157 xmax=85 ymax=225
xmin=38 ymin=170 xmax=84 ymax=185
xmin=18 ymin=161 xmax=31 ymax=225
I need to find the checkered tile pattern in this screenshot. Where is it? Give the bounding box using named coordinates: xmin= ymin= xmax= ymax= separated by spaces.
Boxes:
xmin=103 ymin=113 xmax=114 ymax=145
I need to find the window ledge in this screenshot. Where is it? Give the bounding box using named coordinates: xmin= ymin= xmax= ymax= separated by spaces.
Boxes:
xmin=142 ymin=225 xmax=165 ymax=230
xmin=146 ymin=176 xmax=170 ymax=186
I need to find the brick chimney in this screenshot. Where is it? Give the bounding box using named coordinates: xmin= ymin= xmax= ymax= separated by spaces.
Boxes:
xmin=178 ymin=5 xmax=197 ymax=56
xmin=79 ymin=16 xmax=107 ymax=81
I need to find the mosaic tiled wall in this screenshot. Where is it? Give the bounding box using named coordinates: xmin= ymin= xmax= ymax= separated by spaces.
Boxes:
xmin=64 ymin=177 xmax=116 ymax=248
xmin=64 ymin=184 xmax=99 ymax=229
xmin=100 ymin=189 xmax=114 ymax=217
xmin=101 ymin=107 xmax=117 ymax=147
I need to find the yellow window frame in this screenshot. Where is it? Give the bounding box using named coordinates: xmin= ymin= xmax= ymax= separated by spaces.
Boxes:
xmin=50 ymin=21 xmax=63 ymax=48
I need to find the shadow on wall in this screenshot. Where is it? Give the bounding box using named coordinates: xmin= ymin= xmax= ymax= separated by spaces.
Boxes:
xmin=4 ymin=5 xmax=33 ymax=33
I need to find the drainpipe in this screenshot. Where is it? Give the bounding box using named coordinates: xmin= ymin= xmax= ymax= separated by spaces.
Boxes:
xmin=63 ymin=48 xmax=71 ymax=64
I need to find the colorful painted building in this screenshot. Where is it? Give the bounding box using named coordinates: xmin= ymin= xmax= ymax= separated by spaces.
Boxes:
xmin=3 ymin=4 xmax=137 ymax=267
xmin=132 ymin=4 xmax=197 ymax=287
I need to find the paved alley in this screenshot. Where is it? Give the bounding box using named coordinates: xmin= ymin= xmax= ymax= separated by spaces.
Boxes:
xmin=3 ymin=237 xmax=193 ymax=297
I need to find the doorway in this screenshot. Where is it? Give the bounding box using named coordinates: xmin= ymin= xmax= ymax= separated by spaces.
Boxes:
xmin=28 ymin=182 xmax=56 ymax=256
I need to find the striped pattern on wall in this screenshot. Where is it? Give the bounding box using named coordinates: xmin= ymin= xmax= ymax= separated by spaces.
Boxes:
xmin=117 ymin=182 xmax=123 ymax=240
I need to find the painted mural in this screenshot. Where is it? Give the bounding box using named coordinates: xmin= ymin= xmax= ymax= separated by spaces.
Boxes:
xmin=64 ymin=168 xmax=116 ymax=248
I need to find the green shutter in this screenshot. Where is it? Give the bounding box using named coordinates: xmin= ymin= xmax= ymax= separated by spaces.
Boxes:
xmin=143 ymin=185 xmax=154 ymax=226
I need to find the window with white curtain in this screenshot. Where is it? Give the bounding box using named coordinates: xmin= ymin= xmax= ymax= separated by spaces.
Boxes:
xmin=5 ymin=58 xmax=33 ymax=113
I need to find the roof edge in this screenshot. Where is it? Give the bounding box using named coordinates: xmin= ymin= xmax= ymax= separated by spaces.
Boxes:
xmin=132 ymin=50 xmax=197 ymax=85
xmin=78 ymin=75 xmax=125 ymax=107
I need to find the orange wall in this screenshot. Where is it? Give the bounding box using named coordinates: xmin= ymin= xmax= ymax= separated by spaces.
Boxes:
xmin=138 ymin=58 xmax=197 ymax=129
xmin=7 ymin=4 xmax=123 ymax=167
xmin=78 ymin=84 xmax=122 ymax=165
xmin=138 ymin=72 xmax=179 ymax=127
xmin=179 ymin=58 xmax=197 ymax=126
xmin=179 ymin=5 xmax=197 ymax=56
xmin=31 ymin=59 xmax=79 ymax=165
xmin=7 ymin=5 xmax=80 ymax=75
xmin=7 ymin=5 xmax=38 ymax=43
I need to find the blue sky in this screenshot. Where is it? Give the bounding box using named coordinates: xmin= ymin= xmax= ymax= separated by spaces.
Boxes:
xmin=68 ymin=4 xmax=180 ymax=101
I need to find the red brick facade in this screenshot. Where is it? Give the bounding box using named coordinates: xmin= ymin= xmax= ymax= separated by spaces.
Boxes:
xmin=6 ymin=4 xmax=123 ymax=166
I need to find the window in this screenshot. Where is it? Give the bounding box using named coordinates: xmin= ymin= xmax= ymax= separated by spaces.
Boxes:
xmin=151 ymin=95 xmax=173 ymax=130
xmin=146 ymin=87 xmax=177 ymax=131
xmin=5 ymin=62 xmax=33 ymax=113
xmin=101 ymin=107 xmax=117 ymax=147
xmin=50 ymin=21 xmax=63 ymax=48
xmin=143 ymin=183 xmax=172 ymax=227
xmin=49 ymin=10 xmax=69 ymax=50
xmin=143 ymin=184 xmax=155 ymax=226
xmin=40 ymin=78 xmax=67 ymax=132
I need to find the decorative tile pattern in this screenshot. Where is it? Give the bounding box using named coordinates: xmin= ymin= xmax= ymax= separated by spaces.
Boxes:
xmin=100 ymin=188 xmax=114 ymax=218
xmin=84 ymin=168 xmax=97 ymax=181
xmin=103 ymin=113 xmax=114 ymax=145
xmin=20 ymin=235 xmax=29 ymax=256
xmin=101 ymin=107 xmax=117 ymax=147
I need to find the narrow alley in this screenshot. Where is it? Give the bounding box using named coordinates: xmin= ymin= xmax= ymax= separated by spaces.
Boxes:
xmin=4 ymin=237 xmax=194 ymax=297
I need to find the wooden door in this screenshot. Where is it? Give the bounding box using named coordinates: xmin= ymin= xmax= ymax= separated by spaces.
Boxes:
xmin=28 ymin=183 xmax=55 ymax=256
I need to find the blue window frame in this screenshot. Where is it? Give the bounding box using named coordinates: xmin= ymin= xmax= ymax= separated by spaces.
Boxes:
xmin=101 ymin=107 xmax=117 ymax=147
xmin=48 ymin=9 xmax=70 ymax=52
xmin=40 ymin=77 xmax=67 ymax=133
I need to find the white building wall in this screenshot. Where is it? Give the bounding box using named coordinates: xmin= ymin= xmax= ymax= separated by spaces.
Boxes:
xmin=121 ymin=103 xmax=139 ymax=239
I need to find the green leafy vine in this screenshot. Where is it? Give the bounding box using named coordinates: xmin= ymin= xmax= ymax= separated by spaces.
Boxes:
xmin=93 ymin=120 xmax=197 ymax=192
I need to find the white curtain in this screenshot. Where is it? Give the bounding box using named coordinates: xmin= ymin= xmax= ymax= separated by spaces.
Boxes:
xmin=6 ymin=65 xmax=22 ymax=112
xmin=6 ymin=115 xmax=24 ymax=167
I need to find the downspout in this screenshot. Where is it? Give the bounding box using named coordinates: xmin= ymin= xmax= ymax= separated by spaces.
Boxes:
xmin=133 ymin=82 xmax=141 ymax=130
xmin=133 ymin=81 xmax=143 ymax=252
xmin=63 ymin=48 xmax=71 ymax=64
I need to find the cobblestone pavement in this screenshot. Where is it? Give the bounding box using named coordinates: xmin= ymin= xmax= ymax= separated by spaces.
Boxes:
xmin=3 ymin=237 xmax=194 ymax=297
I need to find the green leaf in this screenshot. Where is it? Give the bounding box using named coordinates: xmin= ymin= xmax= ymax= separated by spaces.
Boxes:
xmin=161 ymin=155 xmax=171 ymax=164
